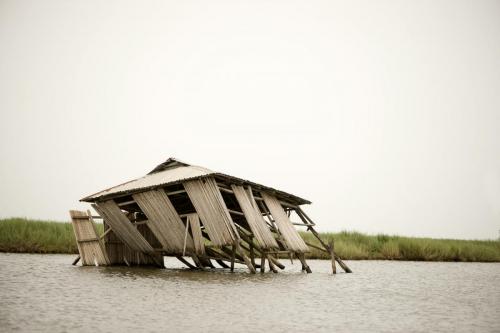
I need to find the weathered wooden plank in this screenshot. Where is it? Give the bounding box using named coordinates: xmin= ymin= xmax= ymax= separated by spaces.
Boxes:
xmin=231 ymin=185 xmax=278 ymax=249
xmin=187 ymin=213 xmax=205 ymax=255
xmin=261 ymin=193 xmax=309 ymax=253
xmin=133 ymin=189 xmax=194 ymax=254
xmin=93 ymin=201 xmax=154 ymax=253
xmin=183 ymin=178 xmax=239 ymax=246
xmin=69 ymin=210 xmax=110 ymax=266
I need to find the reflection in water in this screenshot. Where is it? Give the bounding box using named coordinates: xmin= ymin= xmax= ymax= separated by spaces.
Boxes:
xmin=0 ymin=253 xmax=499 ymax=332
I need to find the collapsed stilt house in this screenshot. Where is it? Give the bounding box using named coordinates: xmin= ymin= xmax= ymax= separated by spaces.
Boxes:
xmin=70 ymin=158 xmax=351 ymax=274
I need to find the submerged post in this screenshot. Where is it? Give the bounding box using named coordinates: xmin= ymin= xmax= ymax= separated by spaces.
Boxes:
xmin=329 ymin=239 xmax=337 ymax=274
xmin=306 ymin=225 xmax=352 ymax=273
xmin=297 ymin=253 xmax=312 ymax=273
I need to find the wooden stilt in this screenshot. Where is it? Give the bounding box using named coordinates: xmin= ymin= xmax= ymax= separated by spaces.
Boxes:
xmin=199 ymin=256 xmax=215 ymax=268
xmin=297 ymin=253 xmax=312 ymax=273
xmin=72 ymin=255 xmax=81 ymax=265
xmin=230 ymin=243 xmax=236 ymax=272
xmin=206 ymin=248 xmax=247 ymax=265
xmin=191 ymin=254 xmax=205 ymax=270
xmin=235 ymin=242 xmax=256 ymax=274
xmin=250 ymin=241 xmax=256 ymax=268
xmin=329 ymin=240 xmax=337 ymax=274
xmin=216 ymin=259 xmax=230 ymax=268
xmin=238 ymin=240 xmax=285 ymax=270
xmin=176 ymin=256 xmax=197 ymax=269
xmin=260 ymin=253 xmax=266 ymax=273
xmin=235 ymin=224 xmax=285 ymax=270
xmin=307 ymin=226 xmax=352 ymax=273
xmin=147 ymin=253 xmax=164 ymax=268
xmin=219 ymin=246 xmax=245 ymax=262
xmin=334 ymin=255 xmax=352 ymax=273
xmin=268 ymin=255 xmax=278 ymax=273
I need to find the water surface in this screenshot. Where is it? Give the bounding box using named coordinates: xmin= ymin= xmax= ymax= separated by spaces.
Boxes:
xmin=0 ymin=253 xmax=499 ymax=332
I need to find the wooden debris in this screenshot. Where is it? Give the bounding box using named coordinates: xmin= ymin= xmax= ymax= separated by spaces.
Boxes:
xmin=69 ymin=210 xmax=110 ymax=266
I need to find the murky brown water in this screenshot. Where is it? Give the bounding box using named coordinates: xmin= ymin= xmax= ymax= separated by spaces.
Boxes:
xmin=0 ymin=253 xmax=499 ymax=332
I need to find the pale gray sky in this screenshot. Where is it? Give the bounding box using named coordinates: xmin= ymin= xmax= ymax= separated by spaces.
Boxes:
xmin=1 ymin=0 xmax=499 ymax=239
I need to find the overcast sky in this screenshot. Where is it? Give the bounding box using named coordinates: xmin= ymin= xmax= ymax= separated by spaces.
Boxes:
xmin=1 ymin=0 xmax=499 ymax=239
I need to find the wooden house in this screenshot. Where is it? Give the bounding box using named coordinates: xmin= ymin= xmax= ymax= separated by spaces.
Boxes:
xmin=69 ymin=158 xmax=350 ymax=274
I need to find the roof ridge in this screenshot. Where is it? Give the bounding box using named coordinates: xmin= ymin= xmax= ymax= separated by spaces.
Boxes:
xmin=147 ymin=157 xmax=191 ymax=174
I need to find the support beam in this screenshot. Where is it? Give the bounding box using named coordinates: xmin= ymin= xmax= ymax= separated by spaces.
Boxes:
xmin=239 ymin=240 xmax=285 ymax=270
xmin=297 ymin=253 xmax=312 ymax=273
xmin=307 ymin=225 xmax=352 ymax=273
xmin=206 ymin=247 xmax=246 ymax=265
xmin=191 ymin=254 xmax=205 ymax=270
xmin=267 ymin=255 xmax=278 ymax=273
xmin=235 ymin=241 xmax=256 ymax=274
xmin=147 ymin=253 xmax=165 ymax=268
xmin=176 ymin=256 xmax=198 ymax=269
xmin=216 ymin=259 xmax=230 ymax=268
xmin=249 ymin=241 xmax=256 ymax=268
xmin=295 ymin=207 xmax=316 ymax=226
xmin=230 ymin=243 xmax=236 ymax=272
xmin=235 ymin=224 xmax=286 ymax=270
xmin=199 ymin=256 xmax=215 ymax=268
xmin=329 ymin=240 xmax=337 ymax=274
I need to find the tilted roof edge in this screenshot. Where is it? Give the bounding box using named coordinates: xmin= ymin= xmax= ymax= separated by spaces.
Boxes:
xmin=80 ymin=172 xmax=311 ymax=205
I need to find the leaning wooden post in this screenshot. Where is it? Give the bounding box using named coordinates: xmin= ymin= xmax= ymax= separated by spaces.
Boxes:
xmin=267 ymin=255 xmax=278 ymax=273
xmin=328 ymin=239 xmax=337 ymax=274
xmin=235 ymin=224 xmax=285 ymax=269
xmin=334 ymin=255 xmax=352 ymax=273
xmin=192 ymin=254 xmax=205 ymax=270
xmin=249 ymin=241 xmax=256 ymax=268
xmin=215 ymin=259 xmax=230 ymax=268
xmin=297 ymin=253 xmax=312 ymax=273
xmin=307 ymin=225 xmax=352 ymax=273
xmin=234 ymin=241 xmax=256 ymax=274
xmin=176 ymin=256 xmax=198 ymax=269
xmin=72 ymin=255 xmax=81 ymax=265
xmin=230 ymin=243 xmax=236 ymax=272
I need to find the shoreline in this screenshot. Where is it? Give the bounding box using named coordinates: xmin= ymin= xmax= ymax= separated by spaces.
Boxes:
xmin=1 ymin=218 xmax=499 ymax=262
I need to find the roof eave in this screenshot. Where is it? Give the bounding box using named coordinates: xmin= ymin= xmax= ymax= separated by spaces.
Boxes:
xmin=80 ymin=173 xmax=311 ymax=206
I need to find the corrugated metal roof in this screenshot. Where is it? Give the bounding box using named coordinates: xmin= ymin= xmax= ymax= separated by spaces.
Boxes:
xmin=81 ymin=159 xmax=213 ymax=201
xmin=80 ymin=157 xmax=310 ymax=204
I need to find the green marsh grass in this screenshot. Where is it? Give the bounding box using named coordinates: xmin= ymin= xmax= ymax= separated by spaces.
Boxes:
xmin=0 ymin=218 xmax=102 ymax=254
xmin=0 ymin=218 xmax=499 ymax=261
xmin=301 ymin=231 xmax=500 ymax=262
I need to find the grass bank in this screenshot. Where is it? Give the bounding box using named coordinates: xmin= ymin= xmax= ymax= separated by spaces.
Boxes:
xmin=0 ymin=218 xmax=102 ymax=254
xmin=301 ymin=231 xmax=500 ymax=262
xmin=1 ymin=218 xmax=499 ymax=262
